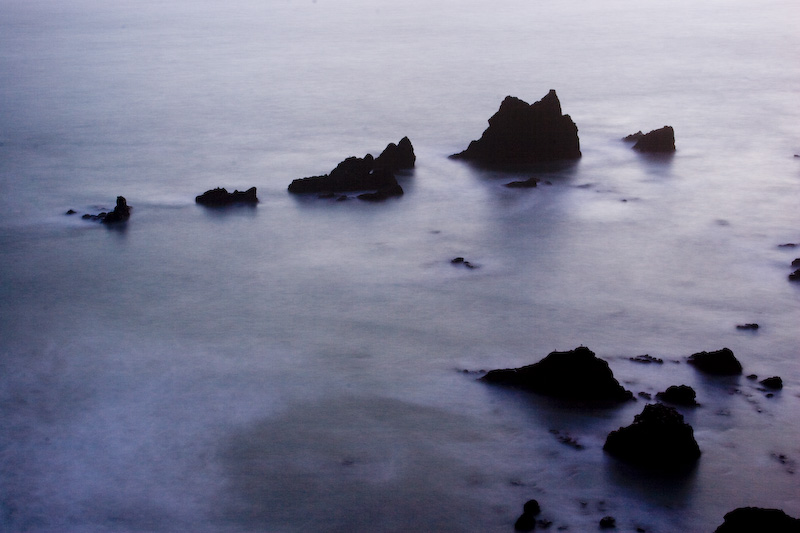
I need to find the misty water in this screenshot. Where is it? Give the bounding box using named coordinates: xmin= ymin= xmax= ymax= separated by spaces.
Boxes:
xmin=2 ymin=0 xmax=799 ymax=531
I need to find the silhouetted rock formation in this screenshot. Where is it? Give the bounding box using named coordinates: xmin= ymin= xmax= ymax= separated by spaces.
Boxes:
xmin=196 ymin=187 xmax=258 ymax=206
xmin=603 ymin=403 xmax=701 ymax=469
xmin=713 ymin=507 xmax=800 ymax=533
xmin=450 ymin=90 xmax=581 ymax=167
xmin=288 ymin=138 xmax=414 ymax=199
xmin=656 ymin=385 xmax=699 ymax=406
xmin=736 ymin=323 xmax=759 ymax=330
xmin=101 ymin=196 xmax=131 ymax=224
xmin=760 ymin=376 xmax=783 ymax=390
xmin=629 ymin=354 xmax=664 ymax=364
xmin=622 ymin=131 xmax=644 ymax=142
xmin=480 ymin=346 xmax=633 ymax=403
xmin=687 ymin=347 xmax=743 ymax=375
xmin=789 ymin=269 xmax=800 ymax=281
xmin=505 ymin=177 xmax=540 ymax=188
xmin=630 ymin=126 xmax=675 ymax=153
xmin=514 ymin=499 xmax=541 ymax=532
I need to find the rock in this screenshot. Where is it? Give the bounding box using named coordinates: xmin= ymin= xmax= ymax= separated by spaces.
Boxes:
xmin=759 ymin=376 xmax=783 ymax=390
xmin=373 ymin=136 xmax=416 ymax=172
xmin=599 ymin=516 xmax=616 ymax=529
xmin=789 ymin=269 xmax=800 ymax=281
xmin=603 ymin=403 xmax=701 ymax=470
xmin=451 ymin=257 xmax=477 ymax=269
xmin=713 ymin=507 xmax=800 ymax=532
xmin=687 ymin=348 xmax=743 ymax=375
xmin=655 ymin=385 xmax=699 ymax=406
xmin=514 ymin=499 xmax=541 ymax=532
xmin=505 ymin=177 xmax=540 ymax=188
xmin=195 ymin=187 xmax=258 ymax=206
xmin=622 ymin=131 xmax=644 ymax=142
xmin=100 ymin=196 xmax=131 ymax=224
xmin=480 ymin=346 xmax=633 ymax=403
xmin=629 ymin=354 xmax=663 ymax=364
xmin=66 ymin=209 xmax=77 ymax=215
xmin=778 ymin=243 xmax=797 ymax=248
xmin=288 ymin=138 xmax=414 ymax=196
xmin=792 ymin=258 xmax=800 ymax=267
xmin=632 ymin=126 xmax=675 ymax=153
xmin=736 ymin=323 xmax=759 ymax=330
xmin=450 ymin=90 xmax=581 ymax=167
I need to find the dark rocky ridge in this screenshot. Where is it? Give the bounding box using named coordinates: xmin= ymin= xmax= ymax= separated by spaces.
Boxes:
xmin=196 ymin=187 xmax=258 ymax=206
xmin=628 ymin=126 xmax=676 ymax=153
xmin=480 ymin=346 xmax=633 ymax=403
xmin=603 ymin=403 xmax=701 ymax=470
xmin=77 ymin=196 xmax=131 ymax=223
xmin=713 ymin=507 xmax=800 ymax=532
xmin=450 ymin=90 xmax=581 ymax=167
xmin=288 ymin=137 xmax=415 ymax=200
xmin=687 ymin=347 xmax=743 ymax=375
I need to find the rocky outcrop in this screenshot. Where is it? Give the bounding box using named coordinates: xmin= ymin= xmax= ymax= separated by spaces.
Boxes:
xmin=760 ymin=376 xmax=783 ymax=390
xmin=196 ymin=187 xmax=258 ymax=206
xmin=713 ymin=507 xmax=800 ymax=533
xmin=628 ymin=126 xmax=675 ymax=153
xmin=655 ymin=385 xmax=699 ymax=406
xmin=687 ymin=348 xmax=743 ymax=375
xmin=513 ymin=499 xmax=541 ymax=532
xmin=480 ymin=346 xmax=633 ymax=403
xmin=288 ymin=138 xmax=414 ymax=199
xmin=78 ymin=196 xmax=131 ymax=223
xmin=603 ymin=403 xmax=701 ymax=469
xmin=450 ymin=90 xmax=581 ymax=167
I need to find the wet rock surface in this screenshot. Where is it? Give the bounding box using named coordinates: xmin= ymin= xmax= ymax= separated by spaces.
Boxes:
xmin=603 ymin=403 xmax=701 ymax=470
xmin=450 ymin=90 xmax=581 ymax=167
xmin=480 ymin=346 xmax=633 ymax=403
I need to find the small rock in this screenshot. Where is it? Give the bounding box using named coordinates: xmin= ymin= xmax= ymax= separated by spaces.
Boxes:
xmin=66 ymin=209 xmax=77 ymax=215
xmin=746 ymin=374 xmax=759 ymax=380
xmin=687 ymin=348 xmax=743 ymax=375
xmin=656 ymin=385 xmax=699 ymax=406
xmin=792 ymin=258 xmax=800 ymax=267
xmin=505 ymin=177 xmax=540 ymax=188
xmin=599 ymin=516 xmax=616 ymax=528
xmin=196 ymin=187 xmax=258 ymax=206
xmin=778 ymin=243 xmax=797 ymax=248
xmin=632 ymin=126 xmax=675 ymax=153
xmin=514 ymin=499 xmax=541 ymax=532
xmin=713 ymin=507 xmax=800 ymax=532
xmin=789 ymin=269 xmax=800 ymax=281
xmin=100 ymin=197 xmax=130 ymax=224
xmin=736 ymin=323 xmax=759 ymax=330
xmin=630 ymin=354 xmax=663 ymax=364
xmin=759 ymin=376 xmax=783 ymax=390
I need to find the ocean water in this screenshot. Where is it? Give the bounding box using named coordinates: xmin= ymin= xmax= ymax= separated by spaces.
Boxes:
xmin=1 ymin=0 xmax=799 ymax=531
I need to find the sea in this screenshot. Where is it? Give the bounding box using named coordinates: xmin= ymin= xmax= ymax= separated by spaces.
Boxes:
xmin=1 ymin=0 xmax=799 ymax=531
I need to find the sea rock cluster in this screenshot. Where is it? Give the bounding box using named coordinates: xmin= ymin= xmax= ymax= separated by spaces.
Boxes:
xmin=70 ymin=196 xmax=131 ymax=224
xmin=288 ymin=137 xmax=415 ymax=200
xmin=450 ymin=90 xmax=581 ymax=167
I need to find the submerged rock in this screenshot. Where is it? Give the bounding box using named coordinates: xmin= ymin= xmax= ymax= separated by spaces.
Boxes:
xmin=288 ymin=138 xmax=414 ymax=198
xmin=504 ymin=177 xmax=540 ymax=188
xmin=101 ymin=196 xmax=131 ymax=224
xmin=631 ymin=126 xmax=676 ymax=153
xmin=450 ymin=90 xmax=581 ymax=167
xmin=713 ymin=507 xmax=800 ymax=533
xmin=513 ymin=499 xmax=541 ymax=532
xmin=656 ymin=384 xmax=699 ymax=406
xmin=629 ymin=354 xmax=664 ymax=364
xmin=196 ymin=187 xmax=258 ymax=206
xmin=687 ymin=348 xmax=743 ymax=375
xmin=736 ymin=323 xmax=760 ymax=330
xmin=603 ymin=403 xmax=701 ymax=469
xmin=789 ymin=269 xmax=800 ymax=281
xmin=759 ymin=376 xmax=783 ymax=390
xmin=480 ymin=346 xmax=633 ymax=403
xmin=622 ymin=131 xmax=644 ymax=142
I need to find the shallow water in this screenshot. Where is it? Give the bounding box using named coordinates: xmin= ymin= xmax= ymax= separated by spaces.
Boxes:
xmin=2 ymin=0 xmax=800 ymax=531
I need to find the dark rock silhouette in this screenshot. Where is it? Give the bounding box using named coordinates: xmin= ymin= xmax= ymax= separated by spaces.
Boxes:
xmin=603 ymin=403 xmax=701 ymax=470
xmin=196 ymin=187 xmax=258 ymax=206
xmin=599 ymin=516 xmax=616 ymax=529
xmin=505 ymin=177 xmax=540 ymax=188
xmin=514 ymin=499 xmax=541 ymax=532
xmin=629 ymin=354 xmax=663 ymax=364
xmin=713 ymin=507 xmax=800 ymax=533
xmin=450 ymin=90 xmax=581 ymax=167
xmin=288 ymin=138 xmax=414 ymax=199
xmin=792 ymin=258 xmax=800 ymax=267
xmin=760 ymin=376 xmax=783 ymax=390
xmin=736 ymin=323 xmax=760 ymax=330
xmin=656 ymin=385 xmax=699 ymax=406
xmin=480 ymin=346 xmax=633 ymax=403
xmin=451 ymin=257 xmax=477 ymax=269
xmin=629 ymin=126 xmax=676 ymax=153
xmin=101 ymin=196 xmax=131 ymax=224
xmin=622 ymin=131 xmax=644 ymax=142
xmin=789 ymin=269 xmax=800 ymax=281
xmin=687 ymin=348 xmax=743 ymax=375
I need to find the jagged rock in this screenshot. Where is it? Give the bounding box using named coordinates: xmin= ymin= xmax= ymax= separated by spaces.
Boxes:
xmin=66 ymin=209 xmax=77 ymax=215
xmin=599 ymin=516 xmax=616 ymax=529
xmin=631 ymin=126 xmax=675 ymax=153
xmin=480 ymin=346 xmax=633 ymax=403
xmin=713 ymin=507 xmax=800 ymax=533
xmin=100 ymin=196 xmax=131 ymax=224
xmin=288 ymin=138 xmax=414 ymax=196
xmin=603 ymin=403 xmax=701 ymax=469
xmin=760 ymin=376 xmax=783 ymax=390
xmin=789 ymin=269 xmax=800 ymax=281
xmin=195 ymin=187 xmax=258 ymax=206
xmin=687 ymin=348 xmax=743 ymax=375
xmin=505 ymin=177 xmax=540 ymax=188
xmin=622 ymin=131 xmax=644 ymax=142
xmin=736 ymin=323 xmax=759 ymax=330
xmin=450 ymin=90 xmax=581 ymax=167
xmin=656 ymin=385 xmax=699 ymax=406
xmin=792 ymin=258 xmax=800 ymax=267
